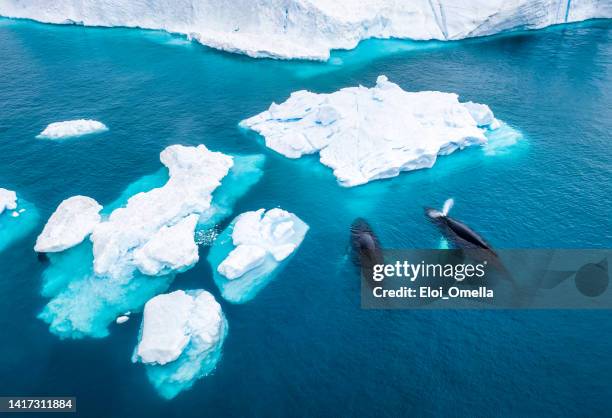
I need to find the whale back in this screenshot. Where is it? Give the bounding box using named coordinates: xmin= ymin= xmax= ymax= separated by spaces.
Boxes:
xmin=445 ymin=216 xmax=493 ymax=252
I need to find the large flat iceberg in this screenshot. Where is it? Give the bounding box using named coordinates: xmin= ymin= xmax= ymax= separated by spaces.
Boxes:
xmin=37 ymin=145 xmax=265 ymax=339
xmin=35 ymin=196 xmax=102 ymax=253
xmin=241 ymin=75 xmax=516 ymax=187
xmin=209 ymin=208 xmax=308 ymax=303
xmin=37 ymin=119 xmax=108 ymax=140
xmin=132 ymin=290 xmax=228 ymax=399
xmin=0 ymin=1 xmax=609 ymax=60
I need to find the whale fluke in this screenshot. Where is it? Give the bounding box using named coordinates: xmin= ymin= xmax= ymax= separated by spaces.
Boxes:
xmin=442 ymin=198 xmax=454 ymax=216
xmin=426 ymin=198 xmax=454 ymax=219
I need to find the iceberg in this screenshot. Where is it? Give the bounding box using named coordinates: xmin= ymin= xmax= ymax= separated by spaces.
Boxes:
xmin=132 ymin=214 xmax=200 ymax=276
xmin=38 ymin=146 xmax=264 ymax=339
xmin=91 ymin=144 xmax=233 ymax=279
xmin=37 ymin=119 xmax=108 ymax=140
xmin=0 ymin=188 xmax=17 ymax=214
xmin=0 ymin=1 xmax=609 ymax=60
xmin=209 ymin=208 xmax=308 ymax=303
xmin=241 ymin=75 xmax=519 ymax=187
xmin=132 ymin=290 xmax=228 ymax=399
xmin=34 ymin=196 xmax=102 ymax=253
xmin=0 ymin=190 xmax=39 ymax=253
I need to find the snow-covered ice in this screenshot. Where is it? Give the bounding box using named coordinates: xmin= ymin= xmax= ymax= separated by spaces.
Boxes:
xmin=132 ymin=290 xmax=228 ymax=399
xmin=242 ymin=75 xmax=516 ymax=187
xmin=35 ymin=196 xmax=102 ymax=253
xmin=209 ymin=208 xmax=308 ymax=303
xmin=37 ymin=147 xmax=264 ymax=339
xmin=133 ymin=214 xmax=200 ymax=276
xmin=91 ymin=144 xmax=233 ymax=279
xmin=0 ymin=188 xmax=17 ymax=215
xmin=1 ymin=1 xmax=609 ymax=60
xmin=116 ymin=315 xmax=129 ymax=324
xmin=37 ymin=119 xmax=108 ymax=139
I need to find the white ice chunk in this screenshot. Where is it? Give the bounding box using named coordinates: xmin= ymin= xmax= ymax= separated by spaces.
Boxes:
xmin=209 ymin=208 xmax=308 ymax=303
xmin=463 ymin=101 xmax=495 ymax=127
xmin=1 ymin=1 xmax=609 ymax=60
xmin=135 ymin=291 xmax=194 ymax=365
xmin=132 ymin=289 xmax=227 ymax=399
xmin=133 ymin=214 xmax=199 ymax=276
xmin=35 ymin=196 xmax=102 ymax=253
xmin=0 ymin=188 xmax=17 ymax=215
xmin=116 ymin=315 xmax=129 ymax=324
xmin=242 ymin=76 xmax=496 ymax=186
xmin=37 ymin=119 xmax=108 ymax=139
xmin=91 ymin=144 xmax=233 ymax=279
xmin=217 ymin=208 xmax=308 ymax=279
xmin=217 ymin=244 xmax=267 ymax=280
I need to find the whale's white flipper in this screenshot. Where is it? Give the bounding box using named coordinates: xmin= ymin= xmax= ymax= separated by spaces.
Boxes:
xmin=442 ymin=198 xmax=454 ymax=216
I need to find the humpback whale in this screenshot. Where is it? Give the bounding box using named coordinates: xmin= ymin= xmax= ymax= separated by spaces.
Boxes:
xmin=350 ymin=218 xmax=383 ymax=283
xmin=425 ymin=199 xmax=496 ymax=254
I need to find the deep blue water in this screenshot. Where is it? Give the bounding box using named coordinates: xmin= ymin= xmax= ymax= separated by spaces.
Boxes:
xmin=0 ymin=17 xmax=611 ymax=417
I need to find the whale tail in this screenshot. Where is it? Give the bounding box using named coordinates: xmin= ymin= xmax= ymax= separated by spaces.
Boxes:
xmin=426 ymin=198 xmax=454 ymax=219
xmin=442 ymin=198 xmax=454 ymax=216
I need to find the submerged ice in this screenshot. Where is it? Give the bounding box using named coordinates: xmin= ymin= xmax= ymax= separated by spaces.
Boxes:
xmin=0 ymin=1 xmax=609 ymax=60
xmin=38 ymin=145 xmax=265 ymax=338
xmin=132 ymin=290 xmax=228 ymax=399
xmin=37 ymin=119 xmax=108 ymax=139
xmin=209 ymin=208 xmax=308 ymax=304
xmin=242 ymin=75 xmax=516 ymax=187
xmin=0 ymin=189 xmax=39 ymax=253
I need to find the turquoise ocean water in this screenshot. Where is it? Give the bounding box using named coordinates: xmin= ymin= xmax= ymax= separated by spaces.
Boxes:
xmin=0 ymin=18 xmax=611 ymax=417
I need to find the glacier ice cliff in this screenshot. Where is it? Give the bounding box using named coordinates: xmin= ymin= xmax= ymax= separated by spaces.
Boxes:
xmin=35 ymin=196 xmax=102 ymax=253
xmin=242 ymin=75 xmax=519 ymax=187
xmin=0 ymin=189 xmax=39 ymax=253
xmin=209 ymin=208 xmax=308 ymax=303
xmin=38 ymin=146 xmax=265 ymax=338
xmin=132 ymin=290 xmax=228 ymax=399
xmin=0 ymin=0 xmax=609 ymax=60
xmin=37 ymin=119 xmax=108 ymax=140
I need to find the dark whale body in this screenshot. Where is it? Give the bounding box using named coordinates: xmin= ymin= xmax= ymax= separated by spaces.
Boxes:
xmin=350 ymin=218 xmax=383 ymax=281
xmin=426 ymin=208 xmax=495 ymax=254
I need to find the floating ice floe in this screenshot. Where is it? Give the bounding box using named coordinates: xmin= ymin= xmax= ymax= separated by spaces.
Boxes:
xmin=91 ymin=144 xmax=233 ymax=279
xmin=1 ymin=1 xmax=609 ymax=60
xmin=132 ymin=290 xmax=228 ymax=399
xmin=241 ymin=75 xmax=521 ymax=187
xmin=116 ymin=315 xmax=130 ymax=324
xmin=209 ymin=208 xmax=308 ymax=303
xmin=0 ymin=189 xmax=39 ymax=253
xmin=0 ymin=188 xmax=17 ymax=214
xmin=34 ymin=196 xmax=102 ymax=253
xmin=38 ymin=146 xmax=265 ymax=339
xmin=37 ymin=119 xmax=108 ymax=140
xmin=133 ymin=214 xmax=200 ymax=276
